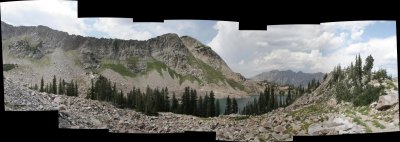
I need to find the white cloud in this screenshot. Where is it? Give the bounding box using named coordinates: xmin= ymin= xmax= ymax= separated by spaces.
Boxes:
xmin=239 ymin=60 xmax=245 ymax=65
xmin=256 ymin=41 xmax=269 ymax=46
xmin=209 ymin=21 xmax=397 ymax=78
xmin=326 ymin=36 xmax=398 ymax=76
xmin=91 ymin=18 xmax=153 ymax=40
xmin=321 ymin=21 xmax=376 ymax=41
xmin=1 ymin=1 xmax=214 ymax=43
xmin=1 ymin=0 xmax=88 ymax=35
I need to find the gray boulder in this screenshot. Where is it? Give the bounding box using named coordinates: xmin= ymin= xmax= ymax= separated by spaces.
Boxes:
xmin=376 ymin=91 xmax=399 ymax=110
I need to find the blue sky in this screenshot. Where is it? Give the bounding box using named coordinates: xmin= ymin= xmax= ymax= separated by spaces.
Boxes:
xmin=1 ymin=0 xmax=397 ymax=77
xmin=363 ymin=22 xmax=396 ymax=40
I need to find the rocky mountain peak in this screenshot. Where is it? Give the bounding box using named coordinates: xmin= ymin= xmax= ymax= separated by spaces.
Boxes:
xmin=180 ymin=35 xmax=205 ymax=48
xmin=154 ymin=33 xmax=180 ymax=41
xmin=2 ymin=21 xmax=258 ymax=97
xmin=251 ymin=70 xmax=325 ymax=87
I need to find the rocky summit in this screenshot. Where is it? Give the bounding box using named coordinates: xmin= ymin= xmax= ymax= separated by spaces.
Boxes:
xmin=2 ymin=21 xmax=262 ymax=98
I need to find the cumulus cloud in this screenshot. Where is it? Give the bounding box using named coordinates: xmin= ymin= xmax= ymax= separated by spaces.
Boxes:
xmin=321 ymin=21 xmax=376 ymax=41
xmin=91 ymin=18 xmax=153 ymax=40
xmin=328 ymin=36 xmax=398 ymax=76
xmin=1 ymin=0 xmax=216 ymax=43
xmin=1 ymin=0 xmax=88 ymax=35
xmin=208 ymin=21 xmax=397 ymax=78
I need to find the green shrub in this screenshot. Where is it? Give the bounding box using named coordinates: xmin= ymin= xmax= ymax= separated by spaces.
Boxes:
xmin=226 ymin=79 xmax=245 ymax=90
xmin=102 ymin=63 xmax=135 ymax=77
xmin=3 ymin=64 xmax=16 ymax=71
xmin=373 ymin=69 xmax=389 ymax=82
xmin=335 ymin=81 xmax=351 ymax=102
xmin=372 ymin=120 xmax=386 ymax=129
xmin=126 ymin=56 xmax=139 ymax=67
xmin=352 ymin=85 xmax=383 ymax=107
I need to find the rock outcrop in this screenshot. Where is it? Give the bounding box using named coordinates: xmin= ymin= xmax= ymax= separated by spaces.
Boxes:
xmin=376 ymin=90 xmax=399 ymax=111
xmin=308 ymin=115 xmax=364 ymax=135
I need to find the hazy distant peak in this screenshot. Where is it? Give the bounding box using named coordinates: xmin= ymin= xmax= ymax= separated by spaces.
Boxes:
xmin=251 ymin=70 xmax=324 ymax=87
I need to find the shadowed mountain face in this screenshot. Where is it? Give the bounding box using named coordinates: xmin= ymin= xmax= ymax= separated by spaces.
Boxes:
xmin=1 ymin=21 xmax=261 ymax=97
xmin=251 ymin=70 xmax=325 ymax=87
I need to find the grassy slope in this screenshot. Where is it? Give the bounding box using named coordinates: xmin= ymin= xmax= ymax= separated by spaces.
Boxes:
xmin=187 ymin=53 xmax=245 ymax=90
xmin=3 ymin=36 xmax=51 ymax=67
xmin=99 ymin=57 xmax=202 ymax=85
xmin=100 ymin=53 xmax=246 ymax=90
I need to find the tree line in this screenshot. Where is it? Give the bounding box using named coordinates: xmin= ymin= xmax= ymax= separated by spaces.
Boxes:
xmin=86 ymin=75 xmax=220 ymax=117
xmin=240 ymin=84 xmax=300 ymax=115
xmin=30 ymin=75 xmax=78 ymax=96
xmin=224 ymin=96 xmax=238 ymax=115
xmin=331 ymin=54 xmax=389 ymax=106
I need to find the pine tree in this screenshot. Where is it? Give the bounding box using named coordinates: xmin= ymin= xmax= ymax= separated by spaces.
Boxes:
xmin=253 ymin=98 xmax=260 ymax=115
xmin=66 ymin=81 xmax=70 ymax=96
xmin=49 ymin=83 xmax=52 ymax=93
xmin=75 ymin=81 xmax=78 ymax=96
xmin=265 ymin=86 xmax=270 ymax=112
xmin=190 ymin=89 xmax=197 ymax=115
xmin=258 ymin=91 xmax=266 ymax=113
xmin=215 ymin=100 xmax=220 ymax=116
xmin=40 ymin=76 xmax=44 ymax=92
xmin=349 ymin=62 xmax=355 ymax=81
xmin=164 ymin=87 xmax=170 ymax=112
xmin=144 ymin=93 xmax=155 ymax=116
xmin=171 ymin=93 xmax=178 ymax=113
xmin=52 ymin=75 xmax=57 ymax=94
xmin=209 ymin=91 xmax=216 ymax=117
xmin=232 ymin=98 xmax=238 ymax=114
xmin=137 ymin=91 xmax=144 ymax=112
xmin=119 ymin=90 xmax=124 ymax=108
xmin=203 ymin=94 xmax=209 ymax=117
xmin=58 ymin=78 xmax=62 ymax=94
xmin=270 ymin=86 xmax=275 ymax=110
xmin=45 ymin=83 xmax=49 ymax=93
xmin=357 ymin=54 xmax=363 ymax=84
xmin=355 ymin=55 xmax=359 ymax=81
xmin=182 ymin=87 xmax=190 ymax=114
xmin=71 ymin=80 xmax=75 ymax=96
xmin=364 ymin=54 xmax=374 ymax=81
xmin=62 ymin=79 xmax=65 ymax=95
xmin=34 ymin=84 xmax=38 ymax=90
xmin=225 ymin=96 xmax=232 ymax=115
xmin=67 ymin=80 xmax=74 ymax=96
xmin=197 ymin=96 xmax=203 ymax=117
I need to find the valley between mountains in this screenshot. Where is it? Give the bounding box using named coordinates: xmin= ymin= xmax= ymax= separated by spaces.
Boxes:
xmin=2 ymin=21 xmax=399 ymax=141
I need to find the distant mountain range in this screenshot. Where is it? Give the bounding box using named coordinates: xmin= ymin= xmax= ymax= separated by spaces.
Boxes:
xmin=251 ymin=70 xmax=325 ymax=87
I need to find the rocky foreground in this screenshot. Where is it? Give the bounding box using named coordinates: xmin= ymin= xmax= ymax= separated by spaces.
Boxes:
xmin=4 ymin=77 xmax=399 ymax=142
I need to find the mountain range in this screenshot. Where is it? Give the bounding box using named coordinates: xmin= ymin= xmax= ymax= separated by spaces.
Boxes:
xmin=251 ymin=70 xmax=325 ymax=87
xmin=1 ymin=21 xmax=262 ymax=98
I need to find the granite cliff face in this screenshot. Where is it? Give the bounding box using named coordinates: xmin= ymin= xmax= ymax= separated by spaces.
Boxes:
xmin=1 ymin=21 xmax=259 ymax=97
